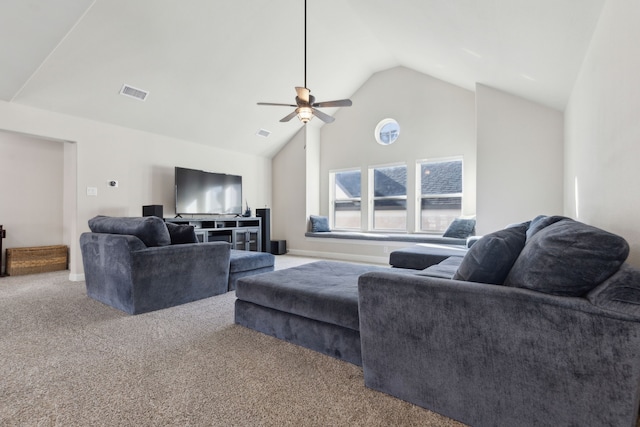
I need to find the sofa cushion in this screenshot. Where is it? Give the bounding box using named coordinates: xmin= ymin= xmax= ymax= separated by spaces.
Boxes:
xmin=310 ymin=215 xmax=331 ymax=232
xmin=88 ymin=215 xmax=171 ymax=247
xmin=165 ymin=222 xmax=198 ymax=244
xmin=416 ymin=256 xmax=463 ymax=279
xmin=587 ymin=264 xmax=640 ymax=317
xmin=505 ymin=219 xmax=629 ymax=297
xmin=229 ymin=250 xmax=275 ymax=273
xmin=453 ymin=224 xmax=527 ymax=285
xmin=235 ymin=261 xmax=407 ymax=331
xmin=442 ymin=218 xmax=476 ymax=238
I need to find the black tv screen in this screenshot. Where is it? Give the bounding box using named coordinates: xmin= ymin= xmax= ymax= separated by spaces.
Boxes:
xmin=175 ymin=167 xmax=242 ymax=216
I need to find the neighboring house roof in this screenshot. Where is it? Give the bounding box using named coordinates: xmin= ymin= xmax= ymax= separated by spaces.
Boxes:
xmin=335 ymin=160 xmax=462 ymax=198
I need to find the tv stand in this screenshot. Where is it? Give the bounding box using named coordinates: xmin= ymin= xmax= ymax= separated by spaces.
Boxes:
xmin=165 ymin=217 xmax=262 ymax=252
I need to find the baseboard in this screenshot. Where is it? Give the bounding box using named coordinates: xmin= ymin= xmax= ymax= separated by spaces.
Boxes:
xmin=287 ymin=249 xmax=389 ymax=266
xmin=69 ymin=273 xmax=85 ymax=282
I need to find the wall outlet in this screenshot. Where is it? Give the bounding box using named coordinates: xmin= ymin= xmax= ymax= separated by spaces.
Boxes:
xmin=87 ymin=187 xmax=98 ymax=196
xmin=383 ymin=246 xmax=389 ymax=254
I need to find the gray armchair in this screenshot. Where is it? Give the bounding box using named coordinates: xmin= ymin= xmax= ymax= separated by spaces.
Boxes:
xmin=80 ymin=216 xmax=230 ymax=314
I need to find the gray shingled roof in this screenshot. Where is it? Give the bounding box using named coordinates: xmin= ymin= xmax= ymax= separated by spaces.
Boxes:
xmin=336 ymin=160 xmax=462 ymax=198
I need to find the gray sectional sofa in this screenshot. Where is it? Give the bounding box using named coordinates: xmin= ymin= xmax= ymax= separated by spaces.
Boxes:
xmin=236 ymin=215 xmax=640 ymax=426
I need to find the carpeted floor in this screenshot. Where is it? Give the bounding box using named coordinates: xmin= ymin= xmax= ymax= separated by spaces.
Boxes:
xmin=0 ymin=257 xmax=465 ymax=426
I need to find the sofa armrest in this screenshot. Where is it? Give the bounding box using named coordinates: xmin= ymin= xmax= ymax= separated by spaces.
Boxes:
xmin=357 ymin=271 xmax=640 ymax=427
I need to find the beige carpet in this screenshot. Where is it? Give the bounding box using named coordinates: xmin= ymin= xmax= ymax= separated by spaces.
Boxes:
xmin=0 ymin=260 xmax=465 ymax=427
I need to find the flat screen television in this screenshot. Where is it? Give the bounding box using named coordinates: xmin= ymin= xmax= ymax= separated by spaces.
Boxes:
xmin=175 ymin=167 xmax=242 ymax=216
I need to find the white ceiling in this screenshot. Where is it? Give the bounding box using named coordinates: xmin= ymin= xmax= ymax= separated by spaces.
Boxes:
xmin=1 ymin=0 xmax=605 ymax=157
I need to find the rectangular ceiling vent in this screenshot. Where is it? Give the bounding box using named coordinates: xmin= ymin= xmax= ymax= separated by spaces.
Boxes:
xmin=256 ymin=129 xmax=271 ymax=138
xmin=120 ymin=84 xmax=149 ymax=101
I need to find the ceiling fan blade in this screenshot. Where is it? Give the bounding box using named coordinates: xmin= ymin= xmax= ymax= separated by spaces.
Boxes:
xmin=279 ymin=110 xmax=299 ymax=122
xmin=312 ymin=107 xmax=335 ymax=123
xmin=257 ymin=102 xmax=297 ymax=107
xmin=295 ymin=87 xmax=310 ymax=103
xmin=313 ymin=99 xmax=353 ymax=108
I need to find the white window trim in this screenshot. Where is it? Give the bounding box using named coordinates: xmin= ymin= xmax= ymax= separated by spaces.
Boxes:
xmin=329 ymin=167 xmax=362 ymax=231
xmin=415 ymin=156 xmax=464 ymax=233
xmin=368 ymin=162 xmax=408 ymax=232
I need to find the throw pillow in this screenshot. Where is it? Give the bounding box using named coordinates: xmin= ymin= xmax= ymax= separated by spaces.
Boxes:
xmin=587 ymin=264 xmax=640 ymax=316
xmin=526 ymin=215 xmax=567 ymax=241
xmin=165 ymin=222 xmax=198 ymax=244
xmin=310 ymin=215 xmax=331 ymax=232
xmin=442 ymin=218 xmax=476 ymax=239
xmin=453 ymin=224 xmax=527 ymax=285
xmin=504 ymin=219 xmax=629 ymax=297
xmin=88 ymin=215 xmax=171 ymax=247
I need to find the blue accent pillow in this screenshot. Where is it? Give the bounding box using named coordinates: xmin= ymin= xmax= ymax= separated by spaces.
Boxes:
xmin=453 ymin=224 xmax=527 ymax=285
xmin=526 ymin=215 xmax=567 ymax=241
xmin=310 ymin=215 xmax=331 ymax=232
xmin=443 ymin=218 xmax=476 ymax=238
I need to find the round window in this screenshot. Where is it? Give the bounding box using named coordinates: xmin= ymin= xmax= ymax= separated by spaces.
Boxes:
xmin=374 ymin=118 xmax=400 ymax=145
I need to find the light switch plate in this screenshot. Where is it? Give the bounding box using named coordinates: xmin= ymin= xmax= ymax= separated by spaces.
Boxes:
xmin=87 ymin=186 xmax=98 ymax=196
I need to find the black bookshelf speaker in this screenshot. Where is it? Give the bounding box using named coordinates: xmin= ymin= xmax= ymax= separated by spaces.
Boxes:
xmin=255 ymin=208 xmax=271 ymax=253
xmin=142 ymin=205 xmax=163 ymax=218
xmin=270 ymin=240 xmax=287 ymax=255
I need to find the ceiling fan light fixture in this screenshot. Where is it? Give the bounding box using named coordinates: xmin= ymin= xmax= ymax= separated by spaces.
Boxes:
xmin=297 ymin=106 xmax=314 ymax=123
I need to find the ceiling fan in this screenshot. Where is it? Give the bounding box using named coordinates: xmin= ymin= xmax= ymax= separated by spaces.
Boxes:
xmin=257 ymin=0 xmax=352 ymax=124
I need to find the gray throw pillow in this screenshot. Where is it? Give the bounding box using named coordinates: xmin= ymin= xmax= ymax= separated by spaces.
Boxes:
xmin=526 ymin=215 xmax=567 ymax=241
xmin=587 ymin=264 xmax=640 ymax=317
xmin=442 ymin=218 xmax=476 ymax=238
xmin=453 ymin=224 xmax=527 ymax=285
xmin=504 ymin=219 xmax=629 ymax=297
xmin=88 ymin=215 xmax=171 ymax=247
xmin=310 ymin=215 xmax=330 ymax=232
xmin=165 ymin=222 xmax=198 ymax=244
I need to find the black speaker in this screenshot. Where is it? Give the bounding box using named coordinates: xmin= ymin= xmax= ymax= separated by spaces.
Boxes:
xmin=142 ymin=205 xmax=163 ymax=218
xmin=256 ymin=208 xmax=271 ymax=253
xmin=270 ymin=240 xmax=287 ymax=255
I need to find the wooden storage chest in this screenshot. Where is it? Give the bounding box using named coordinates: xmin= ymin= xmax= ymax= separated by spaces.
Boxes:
xmin=6 ymin=245 xmax=68 ymax=276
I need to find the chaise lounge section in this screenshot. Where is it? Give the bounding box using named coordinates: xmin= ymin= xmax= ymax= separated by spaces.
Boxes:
xmin=234 ymin=261 xmax=418 ymax=365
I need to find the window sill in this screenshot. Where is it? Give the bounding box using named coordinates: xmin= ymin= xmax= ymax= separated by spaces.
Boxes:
xmin=304 ymin=231 xmax=469 ymax=246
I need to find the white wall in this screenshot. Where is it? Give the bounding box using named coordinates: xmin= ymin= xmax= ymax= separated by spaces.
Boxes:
xmin=271 ymin=127 xmax=306 ymax=250
xmin=0 ymin=100 xmax=271 ymax=279
xmin=476 ymin=84 xmax=564 ymax=234
xmin=0 ymin=131 xmax=65 ymax=272
xmin=272 ymin=66 xmax=477 ymax=263
xmin=565 ymin=0 xmax=640 ymax=267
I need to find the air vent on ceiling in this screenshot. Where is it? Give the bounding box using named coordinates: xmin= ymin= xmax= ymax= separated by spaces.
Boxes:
xmin=119 ymin=84 xmax=149 ymax=101
xmin=256 ymin=129 xmax=271 ymax=138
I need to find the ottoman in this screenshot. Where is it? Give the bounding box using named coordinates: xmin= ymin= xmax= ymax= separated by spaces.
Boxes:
xmin=228 ymin=250 xmax=275 ymax=291
xmin=234 ymin=260 xmax=418 ymax=365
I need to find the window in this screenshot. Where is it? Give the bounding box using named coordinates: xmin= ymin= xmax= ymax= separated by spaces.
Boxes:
xmin=371 ymin=164 xmax=407 ymax=231
xmin=418 ymin=158 xmax=463 ymax=233
xmin=331 ymin=169 xmax=361 ymax=230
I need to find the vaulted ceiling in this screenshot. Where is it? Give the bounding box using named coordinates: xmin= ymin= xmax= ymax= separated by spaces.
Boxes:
xmin=1 ymin=0 xmax=605 ymax=157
